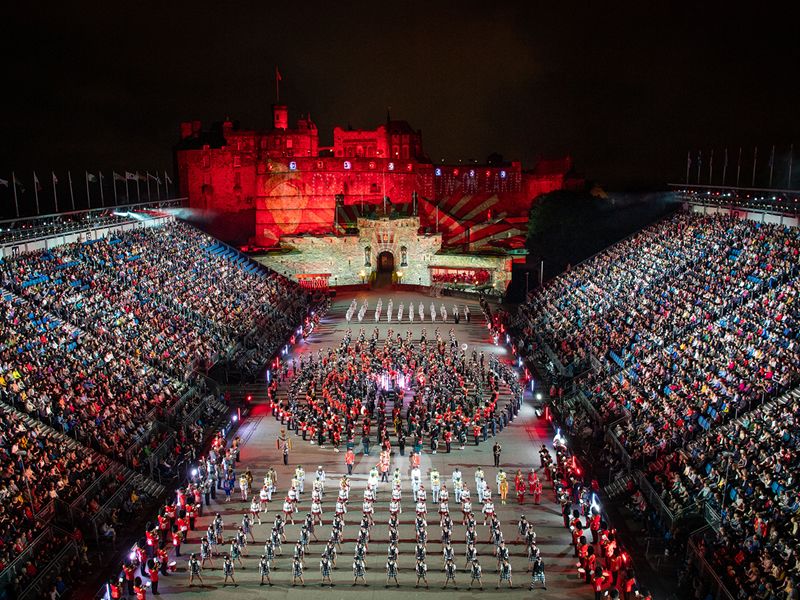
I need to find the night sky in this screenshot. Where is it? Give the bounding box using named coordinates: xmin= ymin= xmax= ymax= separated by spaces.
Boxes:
xmin=2 ymin=0 xmax=798 ymax=215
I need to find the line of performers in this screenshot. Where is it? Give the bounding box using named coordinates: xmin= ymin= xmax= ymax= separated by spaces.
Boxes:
xmin=346 ymin=298 xmax=471 ymax=324
xmin=184 ymin=469 xmax=547 ymax=590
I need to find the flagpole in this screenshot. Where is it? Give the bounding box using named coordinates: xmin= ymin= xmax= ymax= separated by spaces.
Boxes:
xmin=164 ymin=170 xmax=169 ymax=198
xmin=52 ymin=173 xmax=59 ymax=213
xmin=85 ymin=172 xmax=91 ymax=209
xmin=125 ymin=175 xmax=129 ymax=204
xmin=135 ymin=172 xmax=141 ymax=202
xmin=709 ymin=149 xmax=714 ymax=184
xmin=769 ymin=145 xmax=775 ymax=187
xmin=156 ymin=175 xmax=161 ymax=200
xmin=12 ymin=172 xmax=20 ymax=218
xmin=99 ymin=172 xmax=105 ymax=207
xmin=752 ymin=147 xmax=758 ymax=187
xmin=736 ymin=147 xmax=742 ymax=187
xmin=721 ymin=148 xmax=728 ymax=187
xmin=685 ymin=150 xmax=691 ymax=184
xmin=146 ymin=172 xmax=152 ymax=201
xmin=696 ymin=150 xmax=702 ymax=184
xmin=33 ymin=172 xmax=40 ymax=215
xmin=112 ymin=174 xmax=118 ymax=205
xmin=68 ymin=171 xmax=75 ymax=211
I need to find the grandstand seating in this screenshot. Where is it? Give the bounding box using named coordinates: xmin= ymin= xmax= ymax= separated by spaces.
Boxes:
xmin=0 ymin=218 xmax=313 ymax=598
xmin=512 ymin=211 xmax=800 ymax=597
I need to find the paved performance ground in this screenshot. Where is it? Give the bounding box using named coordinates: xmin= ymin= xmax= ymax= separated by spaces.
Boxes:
xmin=155 ymin=291 xmax=592 ymax=599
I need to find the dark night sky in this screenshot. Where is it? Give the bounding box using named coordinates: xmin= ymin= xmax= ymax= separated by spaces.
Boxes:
xmin=2 ymin=0 xmax=798 ymax=213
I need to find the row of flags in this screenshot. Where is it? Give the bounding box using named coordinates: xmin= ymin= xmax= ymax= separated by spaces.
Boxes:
xmin=0 ymin=170 xmax=174 ymax=218
xmin=686 ymin=144 xmax=794 ymax=188
xmin=0 ymin=171 xmax=172 ymax=191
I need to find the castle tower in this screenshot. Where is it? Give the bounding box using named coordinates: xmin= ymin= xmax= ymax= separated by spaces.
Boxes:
xmin=272 ymin=104 xmax=288 ymax=130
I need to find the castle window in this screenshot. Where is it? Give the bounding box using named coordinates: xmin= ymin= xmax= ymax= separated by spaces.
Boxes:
xmin=202 ymin=154 xmax=211 ymax=169
xmin=233 ymin=154 xmax=241 ymax=168
xmin=401 ymin=145 xmax=409 ymax=159
xmin=392 ymin=145 xmax=400 ymax=158
xmin=234 ymin=172 xmax=241 ymax=186
xmin=285 ymin=138 xmax=293 ymax=149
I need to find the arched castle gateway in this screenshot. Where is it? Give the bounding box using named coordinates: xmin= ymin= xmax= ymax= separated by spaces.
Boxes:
xmin=255 ymin=215 xmax=513 ymax=290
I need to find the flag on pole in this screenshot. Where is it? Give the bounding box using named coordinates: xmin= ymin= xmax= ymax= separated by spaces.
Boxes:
xmin=68 ymin=171 xmax=75 ymax=210
xmin=86 ymin=172 xmax=97 ymax=183
xmin=11 ymin=172 xmax=20 ymax=217
xmin=164 ymin=173 xmax=173 ymax=184
xmin=125 ymin=171 xmax=137 ymax=180
xmin=148 ymin=172 xmax=162 ymax=184
xmin=768 ymin=145 xmax=775 ymax=187
xmin=137 ymin=172 xmax=147 ymax=182
xmin=98 ymin=172 xmax=105 ymax=207
xmin=113 ymin=172 xmax=125 ymax=182
xmin=52 ymin=172 xmax=59 ymax=213
xmin=0 ymin=178 xmax=8 ymax=187
xmin=14 ymin=173 xmax=26 ymax=194
xmin=722 ymin=148 xmax=728 ymax=186
xmin=686 ymin=151 xmax=691 ymax=184
xmin=32 ymin=172 xmax=41 ymax=214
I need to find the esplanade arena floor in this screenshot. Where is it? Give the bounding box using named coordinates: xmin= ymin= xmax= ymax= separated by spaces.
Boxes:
xmin=153 ymin=290 xmax=593 ymax=599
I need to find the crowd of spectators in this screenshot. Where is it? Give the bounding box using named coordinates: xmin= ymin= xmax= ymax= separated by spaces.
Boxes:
xmin=518 ymin=214 xmax=799 ymax=375
xmin=653 ymin=389 xmax=800 ymax=598
xmin=0 ymin=407 xmax=103 ymax=593
xmin=512 ymin=211 xmax=800 ymax=598
xmin=0 ymin=218 xmax=315 ymax=597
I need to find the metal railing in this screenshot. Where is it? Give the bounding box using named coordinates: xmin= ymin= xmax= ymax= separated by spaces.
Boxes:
xmin=0 ymin=527 xmax=64 ymax=592
xmin=605 ymin=429 xmax=632 ymax=471
xmin=635 ymin=471 xmax=678 ymax=530
xmin=0 ymin=198 xmax=188 ymax=244
xmin=687 ymin=536 xmax=736 ymax=600
xmin=18 ymin=537 xmax=79 ymax=600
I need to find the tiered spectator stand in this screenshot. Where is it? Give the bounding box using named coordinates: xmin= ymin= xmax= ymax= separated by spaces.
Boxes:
xmin=510 ymin=207 xmax=800 ymax=599
xmin=0 ymin=211 xmax=284 ymax=599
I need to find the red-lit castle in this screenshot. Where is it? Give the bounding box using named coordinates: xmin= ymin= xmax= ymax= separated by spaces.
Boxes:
xmin=176 ymin=103 xmax=575 ymax=289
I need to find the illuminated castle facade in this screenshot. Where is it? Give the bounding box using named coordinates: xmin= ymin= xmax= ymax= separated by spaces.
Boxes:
xmin=176 ymin=104 xmax=574 ymax=250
